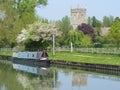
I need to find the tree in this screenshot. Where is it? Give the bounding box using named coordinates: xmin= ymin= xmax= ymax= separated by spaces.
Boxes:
xmin=81 ymin=35 xmax=92 ymax=47
xmin=0 ymin=1 xmax=17 ymax=47
xmin=95 ymin=19 xmax=102 ymax=27
xmin=103 ymin=16 xmax=110 ymax=27
xmin=91 ymin=16 xmax=102 ymax=27
xmin=102 ymin=16 xmax=114 ymax=27
xmin=87 ymin=17 xmax=92 ymax=26
xmin=58 ymin=16 xmax=71 ymax=46
xmin=0 ymin=0 xmax=48 ymax=47
xmin=67 ymin=29 xmax=92 ymax=48
xmin=94 ymin=27 xmax=104 ymax=44
xmin=67 ymin=30 xmax=84 ymax=47
xmin=78 ymin=23 xmax=94 ymax=37
xmin=114 ymin=17 xmax=120 ymax=22
xmin=109 ymin=15 xmax=114 ymax=26
xmin=17 ymin=21 xmax=62 ymax=50
xmin=106 ymin=20 xmax=120 ymax=49
xmin=92 ymin=16 xmax=97 ymax=27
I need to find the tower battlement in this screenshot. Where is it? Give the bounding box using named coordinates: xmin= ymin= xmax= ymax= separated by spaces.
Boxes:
xmin=71 ymin=8 xmax=86 ymax=13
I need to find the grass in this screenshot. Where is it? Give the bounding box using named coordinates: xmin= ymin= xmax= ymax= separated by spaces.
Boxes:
xmin=49 ymin=51 xmax=120 ymax=66
xmin=0 ymin=50 xmax=120 ymax=66
xmin=0 ymin=51 xmax=12 ymax=56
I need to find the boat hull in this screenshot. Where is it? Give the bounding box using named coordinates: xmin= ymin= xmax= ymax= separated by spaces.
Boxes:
xmin=12 ymin=57 xmax=50 ymax=67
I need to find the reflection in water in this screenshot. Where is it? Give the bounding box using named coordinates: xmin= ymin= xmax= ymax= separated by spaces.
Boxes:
xmin=12 ymin=63 xmax=50 ymax=75
xmin=0 ymin=61 xmax=55 ymax=90
xmin=0 ymin=84 xmax=6 ymax=90
xmin=12 ymin=61 xmax=54 ymax=90
xmin=0 ymin=61 xmax=120 ymax=90
xmin=90 ymin=74 xmax=120 ymax=81
xmin=72 ymin=73 xmax=88 ymax=87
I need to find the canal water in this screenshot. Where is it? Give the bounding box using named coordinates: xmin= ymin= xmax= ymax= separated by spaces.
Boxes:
xmin=0 ymin=61 xmax=120 ymax=90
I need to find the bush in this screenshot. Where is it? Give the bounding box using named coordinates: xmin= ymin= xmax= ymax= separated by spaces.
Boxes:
xmin=94 ymin=43 xmax=103 ymax=48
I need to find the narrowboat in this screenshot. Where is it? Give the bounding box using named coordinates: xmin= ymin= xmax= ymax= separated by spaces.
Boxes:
xmin=12 ymin=51 xmax=50 ymax=66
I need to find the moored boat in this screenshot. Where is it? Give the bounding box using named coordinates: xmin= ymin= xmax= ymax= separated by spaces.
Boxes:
xmin=12 ymin=51 xmax=50 ymax=66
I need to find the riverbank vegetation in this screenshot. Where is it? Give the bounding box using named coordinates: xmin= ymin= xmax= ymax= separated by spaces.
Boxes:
xmin=0 ymin=48 xmax=120 ymax=66
xmin=49 ymin=51 xmax=120 ymax=66
xmin=0 ymin=50 xmax=119 ymax=66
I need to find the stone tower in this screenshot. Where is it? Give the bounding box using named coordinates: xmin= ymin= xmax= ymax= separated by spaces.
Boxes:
xmin=70 ymin=8 xmax=87 ymax=29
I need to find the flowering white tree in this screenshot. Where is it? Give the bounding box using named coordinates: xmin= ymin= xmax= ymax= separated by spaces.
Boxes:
xmin=17 ymin=21 xmax=62 ymax=49
xmin=17 ymin=29 xmax=28 ymax=43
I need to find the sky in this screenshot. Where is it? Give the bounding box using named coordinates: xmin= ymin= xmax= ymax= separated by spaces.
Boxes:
xmin=35 ymin=0 xmax=120 ymax=21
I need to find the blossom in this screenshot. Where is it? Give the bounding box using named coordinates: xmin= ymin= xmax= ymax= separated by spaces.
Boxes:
xmin=16 ymin=21 xmax=62 ymax=44
xmin=16 ymin=29 xmax=28 ymax=43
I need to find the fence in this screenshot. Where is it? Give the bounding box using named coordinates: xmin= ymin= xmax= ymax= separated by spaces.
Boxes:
xmin=55 ymin=47 xmax=120 ymax=55
xmin=75 ymin=48 xmax=120 ymax=55
xmin=0 ymin=47 xmax=120 ymax=55
xmin=0 ymin=48 xmax=13 ymax=56
xmin=0 ymin=48 xmax=12 ymax=51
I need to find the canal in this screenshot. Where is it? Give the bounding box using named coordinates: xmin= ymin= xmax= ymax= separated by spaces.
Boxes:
xmin=0 ymin=61 xmax=120 ymax=90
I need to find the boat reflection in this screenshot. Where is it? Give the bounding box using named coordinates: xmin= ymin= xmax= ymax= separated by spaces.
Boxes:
xmin=12 ymin=61 xmax=50 ymax=75
xmin=10 ymin=62 xmax=56 ymax=90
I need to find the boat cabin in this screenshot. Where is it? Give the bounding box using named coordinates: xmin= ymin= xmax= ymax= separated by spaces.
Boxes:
xmin=13 ymin=51 xmax=49 ymax=60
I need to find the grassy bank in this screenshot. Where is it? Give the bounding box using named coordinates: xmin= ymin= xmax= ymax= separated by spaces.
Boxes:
xmin=49 ymin=51 xmax=120 ymax=66
xmin=0 ymin=50 xmax=120 ymax=66
xmin=0 ymin=51 xmax=12 ymax=56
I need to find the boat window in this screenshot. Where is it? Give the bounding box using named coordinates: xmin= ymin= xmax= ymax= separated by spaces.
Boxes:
xmin=27 ymin=53 xmax=29 ymax=57
xmin=32 ymin=54 xmax=34 ymax=57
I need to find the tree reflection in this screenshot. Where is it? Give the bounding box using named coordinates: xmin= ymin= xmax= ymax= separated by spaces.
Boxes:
xmin=0 ymin=62 xmax=55 ymax=90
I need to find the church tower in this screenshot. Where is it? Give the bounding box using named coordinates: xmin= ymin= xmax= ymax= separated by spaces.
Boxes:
xmin=70 ymin=8 xmax=87 ymax=29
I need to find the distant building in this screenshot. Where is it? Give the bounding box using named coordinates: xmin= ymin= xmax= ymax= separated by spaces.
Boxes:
xmin=70 ymin=8 xmax=87 ymax=29
xmin=100 ymin=27 xmax=110 ymax=36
